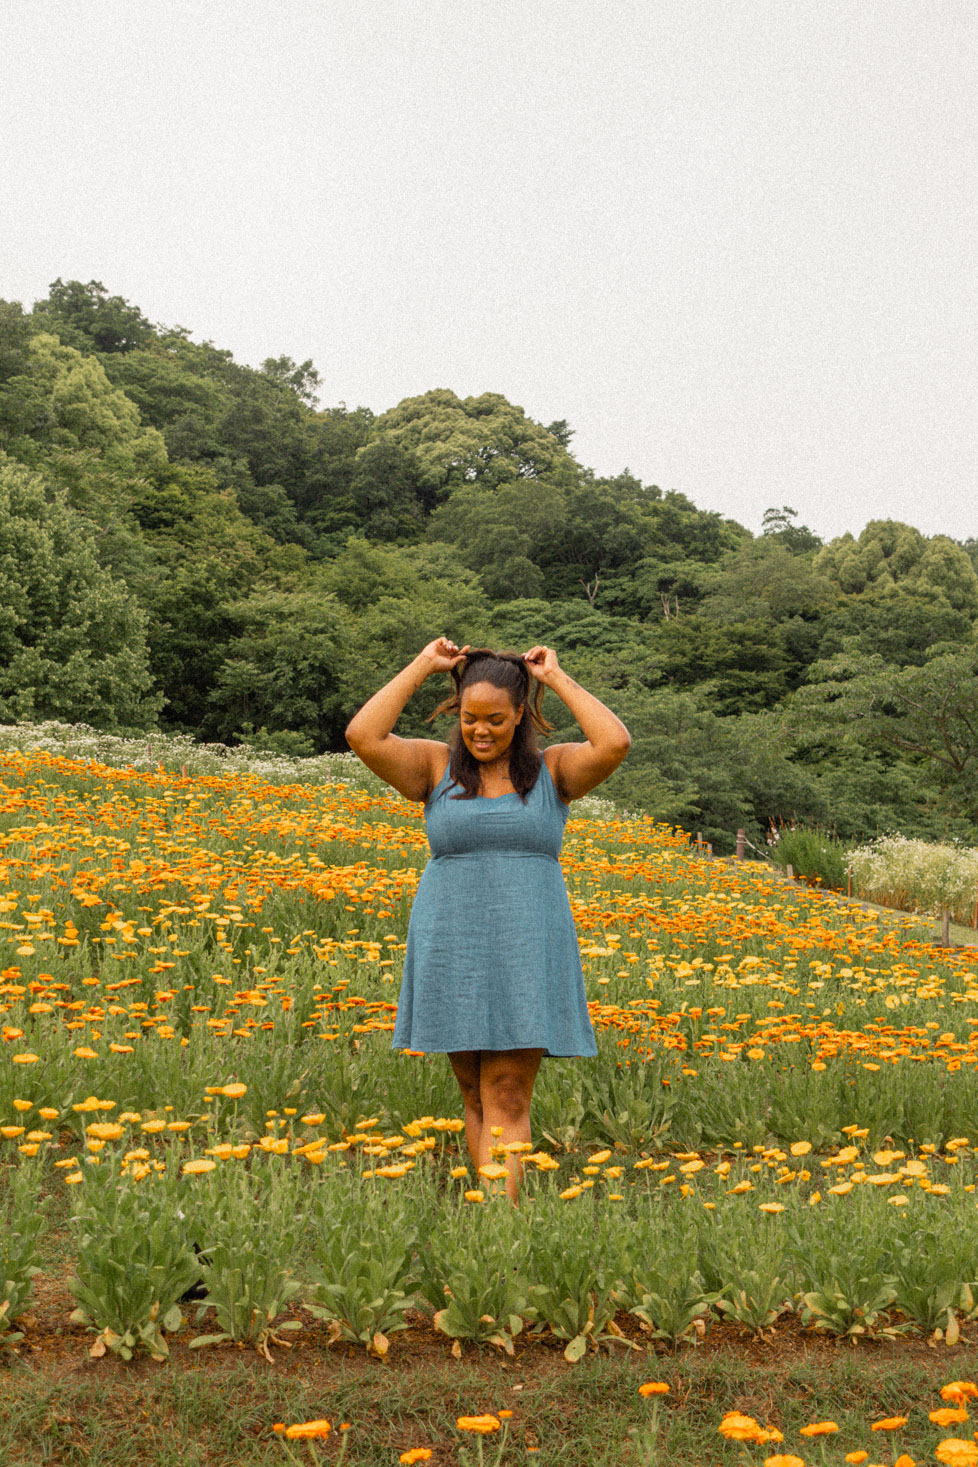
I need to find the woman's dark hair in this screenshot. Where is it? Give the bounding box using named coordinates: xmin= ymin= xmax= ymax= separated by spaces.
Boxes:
xmin=427 ymin=648 xmax=554 ymax=800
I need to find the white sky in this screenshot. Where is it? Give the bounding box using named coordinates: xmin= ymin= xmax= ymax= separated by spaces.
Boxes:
xmin=1 ymin=0 xmax=975 ymax=543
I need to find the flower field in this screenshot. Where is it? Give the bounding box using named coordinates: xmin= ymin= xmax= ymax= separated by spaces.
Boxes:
xmin=4 ymin=742 xmax=978 ymax=1465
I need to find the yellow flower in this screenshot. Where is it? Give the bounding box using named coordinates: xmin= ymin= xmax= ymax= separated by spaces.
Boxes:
xmin=275 ymin=1420 xmax=332 ymax=1440
xmin=457 ymin=1416 xmax=501 ymax=1435
xmin=764 ymin=1456 xmax=805 ymax=1467
xmin=870 ymin=1415 xmax=908 ymax=1431
xmin=181 ymin=1158 xmax=217 ymax=1175
xmin=463 ymin=1190 xmax=484 ymax=1203
xmin=759 ymin=1202 xmax=785 ymax=1214
xmin=935 ymin=1441 xmax=978 ymax=1467
xmin=931 ymin=1408 xmax=970 ymax=1427
xmin=800 ymin=1420 xmax=839 ymax=1436
xmin=942 ymin=1382 xmax=978 ymax=1404
xmin=789 ymin=1141 xmax=812 ymax=1156
xmin=718 ymin=1412 xmax=766 ymax=1443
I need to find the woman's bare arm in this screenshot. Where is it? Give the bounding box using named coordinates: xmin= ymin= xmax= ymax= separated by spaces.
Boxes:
xmin=525 ymin=645 xmax=630 ymax=802
xmin=345 ymin=638 xmax=468 ymax=801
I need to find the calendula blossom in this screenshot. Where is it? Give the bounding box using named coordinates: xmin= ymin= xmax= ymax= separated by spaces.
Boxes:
xmin=273 ymin=1420 xmax=332 ymax=1440
xmin=935 ymin=1441 xmax=978 ymax=1467
xmin=457 ymin=1416 xmax=501 ymax=1435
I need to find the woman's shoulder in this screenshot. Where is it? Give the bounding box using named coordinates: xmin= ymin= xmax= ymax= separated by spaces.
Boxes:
xmin=541 ymin=746 xmax=571 ymax=806
xmin=423 ymin=746 xmax=453 ymax=803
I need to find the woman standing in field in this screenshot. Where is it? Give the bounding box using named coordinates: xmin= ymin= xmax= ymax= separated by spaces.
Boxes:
xmin=345 ymin=639 xmax=630 ymax=1199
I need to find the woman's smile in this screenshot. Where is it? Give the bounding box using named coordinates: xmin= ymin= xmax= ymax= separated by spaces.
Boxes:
xmin=459 ymin=681 xmax=524 ymax=764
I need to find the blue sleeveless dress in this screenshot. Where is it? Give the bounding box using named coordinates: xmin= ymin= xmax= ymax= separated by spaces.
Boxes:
xmin=392 ymin=760 xmax=596 ymax=1057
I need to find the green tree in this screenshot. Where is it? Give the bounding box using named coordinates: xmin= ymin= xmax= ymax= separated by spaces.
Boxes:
xmin=792 ymin=645 xmax=978 ymax=821
xmin=371 ymin=389 xmax=581 ymax=501
xmin=32 ymin=278 xmax=155 ymax=355
xmin=210 ymin=589 xmax=352 ymax=748
xmin=761 ymin=505 xmax=822 ymax=554
xmin=0 ymin=457 xmax=159 ymax=728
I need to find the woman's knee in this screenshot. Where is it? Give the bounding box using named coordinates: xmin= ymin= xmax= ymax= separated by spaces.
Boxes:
xmin=480 ymin=1067 xmax=532 ymax=1122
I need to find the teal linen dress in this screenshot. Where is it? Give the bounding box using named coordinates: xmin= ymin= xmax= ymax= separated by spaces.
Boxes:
xmin=392 ymin=759 xmax=597 ymax=1057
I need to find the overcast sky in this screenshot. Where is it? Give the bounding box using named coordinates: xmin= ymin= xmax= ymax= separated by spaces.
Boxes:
xmin=2 ymin=1 xmax=975 ymax=543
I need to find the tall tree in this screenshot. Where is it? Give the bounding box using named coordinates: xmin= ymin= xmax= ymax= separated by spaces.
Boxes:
xmin=0 ymin=457 xmax=159 ymax=728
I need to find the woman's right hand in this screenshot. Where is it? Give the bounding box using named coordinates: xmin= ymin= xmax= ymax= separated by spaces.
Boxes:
xmin=419 ymin=637 xmax=469 ymax=675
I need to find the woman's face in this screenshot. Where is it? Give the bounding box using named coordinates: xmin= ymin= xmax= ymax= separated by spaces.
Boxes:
xmin=459 ymin=680 xmax=524 ymax=764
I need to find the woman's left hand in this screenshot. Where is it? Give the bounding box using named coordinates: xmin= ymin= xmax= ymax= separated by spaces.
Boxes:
xmin=523 ymin=645 xmax=561 ymax=684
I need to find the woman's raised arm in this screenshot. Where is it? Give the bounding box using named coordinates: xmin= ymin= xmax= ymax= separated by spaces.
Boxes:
xmin=345 ymin=638 xmax=468 ymax=801
xmin=525 ymin=645 xmax=631 ymax=802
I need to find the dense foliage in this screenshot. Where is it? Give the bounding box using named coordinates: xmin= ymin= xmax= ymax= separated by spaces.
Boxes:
xmin=2 ymin=279 xmax=976 ymax=851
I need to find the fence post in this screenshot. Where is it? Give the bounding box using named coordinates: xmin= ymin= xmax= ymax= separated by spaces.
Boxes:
xmin=847 ymin=865 xmax=852 ymax=899
xmin=695 ymin=831 xmax=703 ymax=854
xmin=786 ymin=863 xmax=794 ymax=881
xmin=941 ymin=909 xmax=951 ymax=947
xmin=181 ymin=764 xmax=188 ymax=778
xmin=736 ymin=828 xmax=745 ymax=860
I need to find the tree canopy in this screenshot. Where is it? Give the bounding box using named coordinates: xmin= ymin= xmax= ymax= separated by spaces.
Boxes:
xmin=1 ymin=278 xmax=975 ymax=851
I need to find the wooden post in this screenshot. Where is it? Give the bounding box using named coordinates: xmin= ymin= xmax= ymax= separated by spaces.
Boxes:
xmin=847 ymin=865 xmax=852 ymax=899
xmin=941 ymin=909 xmax=951 ymax=947
xmin=736 ymin=828 xmax=745 ymax=860
xmin=786 ymin=864 xmax=794 ymax=881
xmin=706 ymin=842 xmax=713 ymax=856
xmin=696 ymin=831 xmax=703 ymax=853
xmin=181 ymin=764 xmax=188 ymax=778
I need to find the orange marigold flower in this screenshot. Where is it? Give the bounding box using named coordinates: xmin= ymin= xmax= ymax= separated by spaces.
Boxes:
xmin=638 ymin=1382 xmax=670 ymax=1396
xmin=935 ymin=1441 xmax=978 ymax=1467
xmin=844 ymin=1453 xmax=869 ymax=1464
xmin=800 ymin=1420 xmax=839 ymax=1436
xmin=931 ymin=1408 xmax=970 ymax=1427
xmin=718 ymin=1411 xmax=766 ymax=1442
xmin=871 ymin=1415 xmax=908 ymax=1431
xmin=457 ymin=1415 xmax=501 ymax=1435
xmin=764 ymin=1456 xmax=805 ymax=1467
xmin=282 ymin=1420 xmax=332 ymax=1440
xmin=942 ymin=1382 xmax=978 ymax=1403
xmin=399 ymin=1451 xmax=433 ymax=1465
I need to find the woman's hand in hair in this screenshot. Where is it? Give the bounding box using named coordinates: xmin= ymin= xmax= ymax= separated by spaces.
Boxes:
xmin=523 ymin=645 xmax=561 ymax=685
xmin=421 ymin=637 xmax=470 ymax=675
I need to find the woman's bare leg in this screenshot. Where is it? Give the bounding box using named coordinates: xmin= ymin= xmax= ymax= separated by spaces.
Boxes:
xmin=450 ymin=1048 xmax=543 ymax=1202
xmin=448 ymin=1050 xmax=484 ymax=1169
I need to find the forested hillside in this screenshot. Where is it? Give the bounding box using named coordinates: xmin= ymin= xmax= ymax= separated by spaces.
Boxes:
xmin=1 ymin=279 xmax=976 ymax=851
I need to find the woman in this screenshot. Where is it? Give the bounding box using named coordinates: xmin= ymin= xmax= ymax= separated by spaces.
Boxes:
xmin=345 ymin=638 xmax=630 ymax=1198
